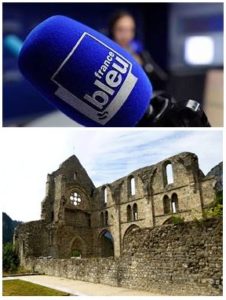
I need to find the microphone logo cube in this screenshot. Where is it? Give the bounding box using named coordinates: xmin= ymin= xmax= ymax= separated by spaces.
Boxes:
xmin=51 ymin=33 xmax=138 ymax=125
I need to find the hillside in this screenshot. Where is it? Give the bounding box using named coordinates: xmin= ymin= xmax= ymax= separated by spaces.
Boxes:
xmin=3 ymin=212 xmax=22 ymax=244
xmin=207 ymin=162 xmax=223 ymax=192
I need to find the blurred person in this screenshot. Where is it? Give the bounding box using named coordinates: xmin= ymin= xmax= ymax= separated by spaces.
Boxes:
xmin=108 ymin=10 xmax=168 ymax=90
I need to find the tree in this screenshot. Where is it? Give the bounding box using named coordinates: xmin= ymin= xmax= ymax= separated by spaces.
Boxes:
xmin=3 ymin=243 xmax=19 ymax=272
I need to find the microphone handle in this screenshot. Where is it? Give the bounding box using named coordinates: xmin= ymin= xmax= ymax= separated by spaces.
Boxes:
xmin=137 ymin=91 xmax=211 ymax=127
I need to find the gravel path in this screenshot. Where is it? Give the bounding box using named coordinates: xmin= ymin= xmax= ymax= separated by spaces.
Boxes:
xmin=3 ymin=275 xmax=159 ymax=296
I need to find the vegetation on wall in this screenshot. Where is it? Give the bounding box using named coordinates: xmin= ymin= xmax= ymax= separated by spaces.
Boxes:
xmin=204 ymin=191 xmax=223 ymax=218
xmin=171 ymin=215 xmax=185 ymax=225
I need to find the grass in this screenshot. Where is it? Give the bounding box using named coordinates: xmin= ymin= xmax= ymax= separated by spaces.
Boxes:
xmin=3 ymin=279 xmax=70 ymax=296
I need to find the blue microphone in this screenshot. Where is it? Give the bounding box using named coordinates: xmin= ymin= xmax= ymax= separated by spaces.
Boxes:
xmin=18 ymin=15 xmax=153 ymax=127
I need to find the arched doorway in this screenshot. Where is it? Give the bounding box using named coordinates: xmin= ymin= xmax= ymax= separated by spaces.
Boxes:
xmin=163 ymin=217 xmax=174 ymax=225
xmin=99 ymin=230 xmax=114 ymax=257
xmin=70 ymin=236 xmax=86 ymax=258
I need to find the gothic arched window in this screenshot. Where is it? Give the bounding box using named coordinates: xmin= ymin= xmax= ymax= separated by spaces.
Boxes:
xmin=103 ymin=187 xmax=108 ymax=204
xmin=127 ymin=205 xmax=132 ymax=222
xmin=163 ymin=162 xmax=174 ymax=186
xmin=171 ymin=193 xmax=179 ymax=213
xmin=128 ymin=176 xmax=136 ymax=196
xmin=133 ymin=203 xmax=138 ymax=220
xmin=163 ymin=195 xmax=171 ymax=214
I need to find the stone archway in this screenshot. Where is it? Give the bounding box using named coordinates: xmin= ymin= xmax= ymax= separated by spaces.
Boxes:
xmin=163 ymin=195 xmax=171 ymax=214
xmin=98 ymin=230 xmax=114 ymax=257
xmin=163 ymin=217 xmax=174 ymax=225
xmin=70 ymin=236 xmax=87 ymax=258
xmin=171 ymin=193 xmax=179 ymax=213
xmin=123 ymin=224 xmax=140 ymax=249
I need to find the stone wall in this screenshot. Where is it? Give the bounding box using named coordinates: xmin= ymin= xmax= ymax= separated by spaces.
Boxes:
xmin=23 ymin=218 xmax=223 ymax=296
xmin=120 ymin=217 xmax=222 ymax=295
xmin=14 ymin=220 xmax=49 ymax=264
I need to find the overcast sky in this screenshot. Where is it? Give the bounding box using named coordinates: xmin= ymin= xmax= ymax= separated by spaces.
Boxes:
xmin=1 ymin=129 xmax=222 ymax=222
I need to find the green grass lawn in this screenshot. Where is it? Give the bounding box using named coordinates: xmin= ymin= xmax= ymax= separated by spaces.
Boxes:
xmin=3 ymin=279 xmax=70 ymax=296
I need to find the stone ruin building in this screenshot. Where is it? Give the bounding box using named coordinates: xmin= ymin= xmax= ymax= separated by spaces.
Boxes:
xmin=14 ymin=152 xmax=217 ymax=264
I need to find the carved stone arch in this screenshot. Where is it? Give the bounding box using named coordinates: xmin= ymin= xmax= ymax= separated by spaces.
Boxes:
xmin=62 ymin=186 xmax=92 ymax=227
xmin=102 ymin=184 xmax=113 ymax=205
xmin=127 ymin=174 xmax=136 ymax=196
xmin=123 ymin=224 xmax=140 ymax=249
xmin=98 ymin=229 xmax=114 ymax=257
xmin=163 ymin=194 xmax=171 ymax=214
xmin=162 ymin=216 xmax=175 ymax=225
xmin=66 ymin=185 xmax=91 ymax=210
xmin=123 ymin=224 xmax=140 ymax=237
xmin=132 ymin=203 xmax=138 ymax=220
xmin=70 ymin=235 xmax=87 ymax=257
xmin=126 ymin=205 xmax=132 ymax=222
xmin=171 ymin=193 xmax=179 ymax=213
xmin=162 ymin=160 xmax=174 ymax=186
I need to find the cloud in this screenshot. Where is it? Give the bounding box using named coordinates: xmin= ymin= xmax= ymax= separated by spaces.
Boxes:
xmin=88 ymin=130 xmax=223 ymax=186
xmin=1 ymin=129 xmax=222 ymax=222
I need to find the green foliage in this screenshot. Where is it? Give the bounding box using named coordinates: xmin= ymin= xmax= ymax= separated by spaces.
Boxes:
xmin=171 ymin=215 xmax=185 ymax=225
xmin=216 ymin=191 xmax=223 ymax=205
xmin=71 ymin=249 xmax=81 ymax=257
xmin=3 ymin=243 xmax=19 ymax=272
xmin=204 ymin=191 xmax=223 ymax=218
xmin=204 ymin=204 xmax=223 ymax=218
xmin=3 ymin=279 xmax=70 ymax=296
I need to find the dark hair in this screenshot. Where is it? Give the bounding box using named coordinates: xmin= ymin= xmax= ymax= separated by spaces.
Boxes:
xmin=108 ymin=10 xmax=135 ymax=39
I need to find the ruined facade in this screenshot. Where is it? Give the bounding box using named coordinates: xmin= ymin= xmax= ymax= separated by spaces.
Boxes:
xmin=24 ymin=218 xmax=223 ymax=296
xmin=14 ymin=152 xmax=217 ymax=263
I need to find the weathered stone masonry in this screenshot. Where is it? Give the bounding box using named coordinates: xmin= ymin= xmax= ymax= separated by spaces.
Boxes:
xmin=14 ymin=151 xmax=221 ymax=295
xmin=24 ymin=218 xmax=222 ymax=296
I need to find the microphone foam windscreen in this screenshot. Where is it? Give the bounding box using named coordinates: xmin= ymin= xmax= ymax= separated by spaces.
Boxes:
xmin=19 ymin=15 xmax=153 ymax=126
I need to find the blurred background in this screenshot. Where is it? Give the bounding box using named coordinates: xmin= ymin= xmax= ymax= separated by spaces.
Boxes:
xmin=3 ymin=2 xmax=223 ymax=127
